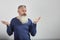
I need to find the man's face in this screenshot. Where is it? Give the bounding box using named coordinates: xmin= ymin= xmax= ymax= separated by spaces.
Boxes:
xmin=18 ymin=7 xmax=27 ymax=16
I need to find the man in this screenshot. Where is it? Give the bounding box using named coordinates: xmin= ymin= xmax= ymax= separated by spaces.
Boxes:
xmin=1 ymin=5 xmax=40 ymax=40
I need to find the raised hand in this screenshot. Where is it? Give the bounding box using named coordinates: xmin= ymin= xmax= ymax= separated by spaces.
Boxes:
xmin=1 ymin=20 xmax=10 ymax=26
xmin=33 ymin=17 xmax=41 ymax=24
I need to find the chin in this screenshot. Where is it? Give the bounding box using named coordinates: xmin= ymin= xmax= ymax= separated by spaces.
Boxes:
xmin=20 ymin=16 xmax=28 ymax=24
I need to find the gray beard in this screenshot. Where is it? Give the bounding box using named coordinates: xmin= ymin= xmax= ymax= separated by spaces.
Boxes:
xmin=17 ymin=15 xmax=28 ymax=24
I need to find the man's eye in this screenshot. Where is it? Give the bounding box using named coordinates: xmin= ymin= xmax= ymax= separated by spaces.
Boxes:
xmin=22 ymin=10 xmax=26 ymax=12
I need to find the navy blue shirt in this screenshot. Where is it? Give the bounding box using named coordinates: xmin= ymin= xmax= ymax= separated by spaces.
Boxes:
xmin=7 ymin=17 xmax=37 ymax=40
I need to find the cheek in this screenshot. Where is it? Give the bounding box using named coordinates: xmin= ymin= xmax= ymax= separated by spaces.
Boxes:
xmin=18 ymin=12 xmax=20 ymax=15
xmin=18 ymin=10 xmax=23 ymax=13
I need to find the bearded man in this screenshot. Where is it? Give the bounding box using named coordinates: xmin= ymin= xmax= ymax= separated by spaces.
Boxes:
xmin=1 ymin=5 xmax=40 ymax=40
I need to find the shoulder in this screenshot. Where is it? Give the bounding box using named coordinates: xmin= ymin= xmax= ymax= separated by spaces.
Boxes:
xmin=28 ymin=18 xmax=32 ymax=23
xmin=28 ymin=18 xmax=31 ymax=21
xmin=11 ymin=17 xmax=17 ymax=22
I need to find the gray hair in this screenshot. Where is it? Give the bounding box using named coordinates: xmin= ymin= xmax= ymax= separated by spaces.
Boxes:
xmin=18 ymin=5 xmax=26 ymax=9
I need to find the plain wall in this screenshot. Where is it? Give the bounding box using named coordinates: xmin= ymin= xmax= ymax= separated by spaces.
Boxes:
xmin=0 ymin=0 xmax=60 ymax=40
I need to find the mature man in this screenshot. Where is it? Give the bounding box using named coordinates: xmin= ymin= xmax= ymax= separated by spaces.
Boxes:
xmin=1 ymin=5 xmax=40 ymax=40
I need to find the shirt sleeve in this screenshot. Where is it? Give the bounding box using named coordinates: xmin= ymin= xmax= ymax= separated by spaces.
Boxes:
xmin=29 ymin=19 xmax=37 ymax=36
xmin=6 ymin=19 xmax=14 ymax=36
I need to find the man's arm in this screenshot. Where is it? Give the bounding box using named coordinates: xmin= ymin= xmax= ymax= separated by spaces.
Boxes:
xmin=1 ymin=19 xmax=14 ymax=36
xmin=29 ymin=17 xmax=40 ymax=36
xmin=7 ymin=20 xmax=14 ymax=36
xmin=29 ymin=22 xmax=37 ymax=36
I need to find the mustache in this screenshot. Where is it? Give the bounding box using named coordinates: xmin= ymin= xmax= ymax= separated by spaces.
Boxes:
xmin=22 ymin=13 xmax=27 ymax=16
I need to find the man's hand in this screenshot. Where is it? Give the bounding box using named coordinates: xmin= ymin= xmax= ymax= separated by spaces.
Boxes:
xmin=33 ymin=17 xmax=41 ymax=24
xmin=1 ymin=20 xmax=10 ymax=26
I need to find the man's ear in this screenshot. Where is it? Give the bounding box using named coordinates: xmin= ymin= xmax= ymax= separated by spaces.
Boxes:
xmin=17 ymin=10 xmax=19 ymax=13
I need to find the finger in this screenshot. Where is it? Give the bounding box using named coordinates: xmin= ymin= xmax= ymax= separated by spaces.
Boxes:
xmin=1 ymin=21 xmax=7 ymax=24
xmin=38 ymin=17 xmax=40 ymax=21
xmin=1 ymin=21 xmax=6 ymax=23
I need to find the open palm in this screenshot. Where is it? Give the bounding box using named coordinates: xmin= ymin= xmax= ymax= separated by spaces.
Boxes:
xmin=1 ymin=20 xmax=10 ymax=26
xmin=33 ymin=17 xmax=41 ymax=24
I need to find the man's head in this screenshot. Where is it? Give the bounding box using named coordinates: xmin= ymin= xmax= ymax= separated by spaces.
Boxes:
xmin=18 ymin=5 xmax=27 ymax=16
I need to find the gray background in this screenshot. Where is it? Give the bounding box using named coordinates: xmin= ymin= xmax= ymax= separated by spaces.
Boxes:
xmin=0 ymin=0 xmax=60 ymax=40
